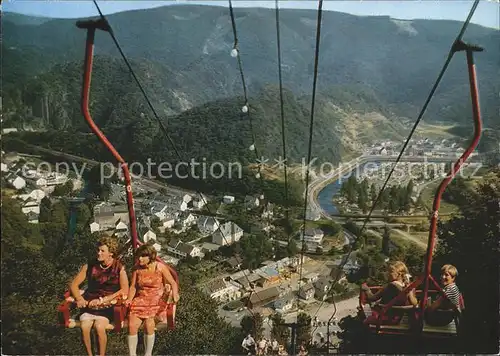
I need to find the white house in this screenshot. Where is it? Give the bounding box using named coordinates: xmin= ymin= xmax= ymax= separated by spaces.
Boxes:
xmin=22 ymin=199 xmax=40 ymax=215
xmin=202 ymin=278 xmax=242 ymax=303
xmin=223 ymin=195 xmax=235 ymax=204
xmin=178 ymin=212 xmax=196 ymax=228
xmin=197 ymin=216 xmax=220 ymax=236
xmin=212 ymin=222 xmax=243 ymax=246
xmin=1 ymin=162 xmax=8 ymax=172
xmin=14 ymin=189 xmax=46 ymax=203
xmin=45 ymin=173 xmax=67 ymax=186
xmin=2 ymin=128 xmax=18 ymax=134
xmin=143 ymin=230 xmax=157 ymax=243
xmin=314 ymin=277 xmax=332 ymax=300
xmin=183 ymin=194 xmax=192 ymax=203
xmin=8 ymin=175 xmax=26 ymax=190
xmin=302 ymin=228 xmax=324 ymax=245
xmin=27 ymin=211 xmax=39 ymax=224
xmin=261 ymin=203 xmax=274 ymax=219
xmin=298 ymin=283 xmax=315 ymax=301
xmin=30 ymin=177 xmax=47 ymax=187
xmin=2 ymin=152 xmax=20 ymax=164
xmin=244 ymin=195 xmax=260 ymax=210
xmin=167 ymin=239 xmax=203 ymax=259
xmin=113 ymin=221 xmax=128 ymax=237
xmin=162 ymin=218 xmax=175 ymax=229
xmin=90 ymin=222 xmax=100 ymax=233
xmin=153 ymin=242 xmax=162 ymax=252
xmin=192 ymin=197 xmax=207 ymax=209
xmin=273 ymin=294 xmax=294 ymax=313
xmin=154 ymin=210 xmax=167 ymax=221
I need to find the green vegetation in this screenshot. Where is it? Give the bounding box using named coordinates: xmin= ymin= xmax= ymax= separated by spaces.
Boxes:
xmin=337 ymin=170 xmax=500 ymax=353
xmin=419 ymin=177 xmax=475 ymax=214
xmin=340 ymin=176 xmax=414 ymax=213
xmin=3 ymin=6 xmax=499 ymax=132
xmin=1 ymin=194 xmax=245 ymax=354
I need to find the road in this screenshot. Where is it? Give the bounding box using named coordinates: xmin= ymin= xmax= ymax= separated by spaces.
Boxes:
xmin=19 ymin=143 xmax=194 ymax=197
xmin=220 ymin=295 xmax=359 ymax=344
xmin=391 ymin=228 xmax=428 ymax=249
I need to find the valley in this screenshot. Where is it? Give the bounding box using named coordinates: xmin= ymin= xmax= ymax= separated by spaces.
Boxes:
xmin=1 ymin=4 xmax=499 ymax=355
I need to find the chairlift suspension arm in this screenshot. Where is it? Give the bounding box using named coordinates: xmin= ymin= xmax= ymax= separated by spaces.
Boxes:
xmin=420 ymin=40 xmax=483 ymax=315
xmin=77 ymin=19 xmax=139 ymax=249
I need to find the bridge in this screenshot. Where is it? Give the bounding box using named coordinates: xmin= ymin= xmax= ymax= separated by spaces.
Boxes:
xmin=361 ymin=154 xmax=480 ymax=163
xmin=329 ymin=213 xmax=451 ymax=219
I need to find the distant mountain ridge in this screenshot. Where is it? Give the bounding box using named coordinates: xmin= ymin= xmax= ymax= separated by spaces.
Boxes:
xmin=2 ymin=5 xmax=499 ymax=164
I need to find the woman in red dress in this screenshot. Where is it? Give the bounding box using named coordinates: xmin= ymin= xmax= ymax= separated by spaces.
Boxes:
xmin=125 ymin=244 xmax=179 ymax=356
xmin=69 ymin=236 xmax=129 ymax=356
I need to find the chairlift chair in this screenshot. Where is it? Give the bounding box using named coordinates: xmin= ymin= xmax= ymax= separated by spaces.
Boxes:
xmin=358 ymin=39 xmax=483 ymax=341
xmin=57 ymin=18 xmax=179 ymax=333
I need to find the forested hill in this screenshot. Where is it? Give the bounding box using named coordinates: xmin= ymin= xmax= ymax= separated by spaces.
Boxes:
xmin=4 ymin=53 xmax=406 ymax=165
xmin=3 ymin=5 xmax=500 ymax=131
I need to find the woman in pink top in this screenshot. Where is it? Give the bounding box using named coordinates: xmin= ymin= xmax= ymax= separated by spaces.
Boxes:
xmin=125 ymin=244 xmax=179 ymax=356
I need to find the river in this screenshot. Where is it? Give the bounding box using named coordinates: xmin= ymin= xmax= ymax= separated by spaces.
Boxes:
xmin=316 ymin=162 xmax=380 ymax=215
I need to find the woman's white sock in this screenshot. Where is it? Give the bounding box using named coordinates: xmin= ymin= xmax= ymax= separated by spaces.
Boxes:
xmin=127 ymin=334 xmax=138 ymax=356
xmin=144 ymin=333 xmax=155 ymax=356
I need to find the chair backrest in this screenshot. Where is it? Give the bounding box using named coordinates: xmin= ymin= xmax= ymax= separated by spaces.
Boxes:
xmin=458 ymin=293 xmax=465 ymax=311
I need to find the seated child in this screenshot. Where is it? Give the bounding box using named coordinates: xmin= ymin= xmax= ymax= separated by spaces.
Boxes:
xmin=362 ymin=261 xmax=418 ymax=306
xmin=425 ymin=264 xmax=463 ymax=326
xmin=428 ymin=264 xmax=463 ymax=312
xmin=361 ymin=261 xmax=418 ymax=325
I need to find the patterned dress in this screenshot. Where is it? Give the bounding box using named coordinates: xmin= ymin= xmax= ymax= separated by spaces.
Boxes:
xmin=130 ymin=263 xmax=165 ymax=319
xmin=79 ymin=259 xmax=123 ymax=320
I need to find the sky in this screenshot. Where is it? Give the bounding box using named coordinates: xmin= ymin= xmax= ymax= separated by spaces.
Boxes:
xmin=2 ymin=0 xmax=499 ymax=29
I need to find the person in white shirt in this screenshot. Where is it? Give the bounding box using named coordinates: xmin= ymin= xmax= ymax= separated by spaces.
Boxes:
xmin=271 ymin=339 xmax=279 ymax=354
xmin=242 ymin=334 xmax=256 ymax=355
xmin=257 ymin=338 xmax=267 ymax=355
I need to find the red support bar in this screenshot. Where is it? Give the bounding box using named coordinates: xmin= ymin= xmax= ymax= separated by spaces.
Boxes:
xmin=79 ymin=22 xmax=139 ymax=249
xmin=420 ymin=41 xmax=483 ymax=318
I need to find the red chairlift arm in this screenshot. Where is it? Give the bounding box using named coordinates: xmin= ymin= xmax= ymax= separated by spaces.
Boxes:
xmin=76 ymin=19 xmax=139 ymax=249
xmin=420 ymin=39 xmax=483 ymax=314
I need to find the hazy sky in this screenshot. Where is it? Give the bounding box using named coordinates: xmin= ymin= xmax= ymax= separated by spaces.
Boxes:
xmin=3 ymin=0 xmax=499 ymax=29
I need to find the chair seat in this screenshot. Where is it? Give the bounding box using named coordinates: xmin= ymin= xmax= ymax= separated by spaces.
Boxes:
xmin=67 ymin=318 xmax=118 ymax=330
xmin=423 ymin=320 xmax=457 ymax=335
xmin=67 ymin=318 xmax=171 ymax=331
xmin=362 ymin=304 xmax=412 ymax=331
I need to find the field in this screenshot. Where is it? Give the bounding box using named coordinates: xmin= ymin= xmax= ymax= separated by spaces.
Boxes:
xmin=419 ymin=180 xmax=459 ymax=215
xmin=415 ymin=123 xmax=458 ymax=139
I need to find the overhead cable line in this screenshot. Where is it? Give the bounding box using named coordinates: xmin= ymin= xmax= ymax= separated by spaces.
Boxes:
xmin=296 ymin=0 xmax=324 ymax=317
xmin=228 ymin=0 xmax=262 ymax=179
xmin=275 ymin=0 xmax=291 ymax=242
xmin=310 ymin=0 xmax=482 ymax=338
xmin=227 ymin=0 xmax=282 ymax=332
xmin=92 ymin=0 xmax=267 ymax=319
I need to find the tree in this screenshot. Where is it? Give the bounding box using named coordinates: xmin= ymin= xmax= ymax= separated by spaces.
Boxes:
xmin=270 ymin=313 xmax=290 ymax=346
xmin=84 ymin=165 xmax=112 ymax=200
xmin=296 ymin=312 xmax=312 ymax=347
xmin=381 ymin=225 xmax=390 ymax=256
xmin=286 ymin=239 xmax=298 ymax=257
xmin=240 ymin=313 xmax=264 ymax=340
xmin=39 ymin=197 xmax=51 ymax=223
xmin=52 ymin=180 xmax=74 ymax=196
xmin=370 ymin=183 xmax=377 ymax=203
xmin=1 ymin=194 xmax=245 ymax=355
xmin=155 ymin=284 xmax=242 ymax=355
xmin=150 ymin=216 xmax=161 ymax=231
xmin=433 ymin=171 xmax=500 ymax=353
xmin=75 ymin=203 xmax=91 ymax=227
xmin=357 ymin=191 xmax=368 ymax=213
xmin=338 ymin=171 xmax=500 ymax=354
